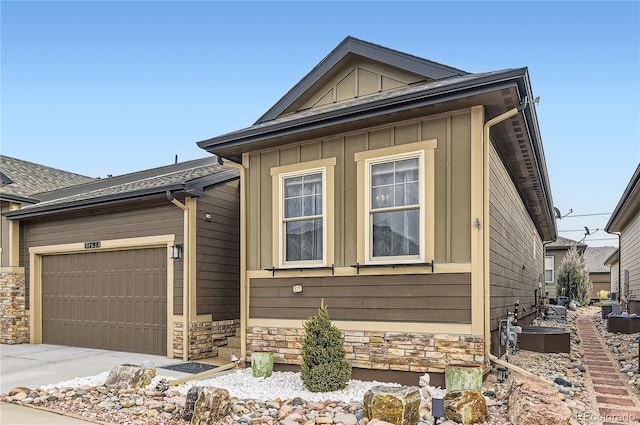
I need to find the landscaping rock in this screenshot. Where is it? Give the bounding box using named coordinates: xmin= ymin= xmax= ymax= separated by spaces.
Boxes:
xmin=190 ymin=387 xmax=230 ymax=425
xmin=443 ymin=390 xmax=487 ymax=425
xmin=104 ymin=364 xmax=150 ymax=389
xmin=363 ymin=385 xmax=420 ymax=425
xmin=508 ymin=375 xmax=571 ymax=425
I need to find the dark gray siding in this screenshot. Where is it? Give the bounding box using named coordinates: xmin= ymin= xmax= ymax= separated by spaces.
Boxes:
xmin=196 ymin=180 xmax=240 ymax=320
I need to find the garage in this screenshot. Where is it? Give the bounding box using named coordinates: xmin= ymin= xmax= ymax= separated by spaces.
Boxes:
xmin=41 ymin=247 xmax=167 ymax=355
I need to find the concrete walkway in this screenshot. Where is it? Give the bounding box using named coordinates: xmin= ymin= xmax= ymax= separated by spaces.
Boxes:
xmin=576 ymin=315 xmax=640 ymax=425
xmin=0 ymin=344 xmax=187 ymax=394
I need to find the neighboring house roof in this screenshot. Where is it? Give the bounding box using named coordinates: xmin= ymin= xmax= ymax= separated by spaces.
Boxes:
xmin=197 ymin=36 xmax=556 ymax=242
xmin=0 ymin=155 xmax=96 ymax=204
xmin=4 ymin=156 xmax=238 ymax=219
xmin=605 ymin=248 xmax=620 ymax=266
xmin=606 ymin=163 xmax=640 ymax=233
xmin=546 ymin=236 xmax=587 ymax=251
xmin=582 ymin=246 xmax=617 ymax=273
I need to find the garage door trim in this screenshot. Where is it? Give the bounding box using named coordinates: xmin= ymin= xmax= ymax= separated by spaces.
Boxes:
xmin=29 ymin=234 xmax=176 ymax=357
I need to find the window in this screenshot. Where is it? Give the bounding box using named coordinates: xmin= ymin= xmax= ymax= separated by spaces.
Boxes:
xmin=545 ymin=256 xmax=554 ymax=282
xmin=355 ymin=140 xmax=436 ymax=265
xmin=283 ymin=172 xmax=323 ymax=262
xmin=271 ymin=158 xmax=336 ymax=268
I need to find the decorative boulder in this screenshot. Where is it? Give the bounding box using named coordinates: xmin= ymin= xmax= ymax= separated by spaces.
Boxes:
xmin=183 ymin=386 xmax=205 ymax=421
xmin=190 ymin=387 xmax=231 ymax=425
xmin=443 ymin=390 xmax=487 ymax=425
xmin=104 ymin=364 xmax=150 ymax=389
xmin=508 ymin=376 xmax=571 ymax=425
xmin=363 ymin=385 xmax=421 ymax=425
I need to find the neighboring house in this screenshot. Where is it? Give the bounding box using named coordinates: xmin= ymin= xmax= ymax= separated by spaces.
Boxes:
xmin=582 ymin=246 xmax=617 ymax=302
xmin=605 ymin=248 xmax=620 ymax=298
xmin=197 ymin=36 xmax=557 ymax=383
xmin=1 ymin=155 xmax=97 ymax=268
xmin=544 ymin=236 xmax=586 ymax=301
xmin=1 ymin=157 xmax=240 ymax=360
xmin=605 ymin=163 xmax=640 ymax=313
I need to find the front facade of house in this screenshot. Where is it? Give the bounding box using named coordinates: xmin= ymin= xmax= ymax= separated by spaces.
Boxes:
xmin=606 ymin=164 xmax=640 ymax=313
xmin=198 ymin=37 xmax=556 ymax=381
xmin=2 ymin=158 xmax=241 ymax=360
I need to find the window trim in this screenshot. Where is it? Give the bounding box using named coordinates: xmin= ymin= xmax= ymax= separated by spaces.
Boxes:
xmin=271 ymin=158 xmax=336 ymax=269
xmin=545 ymin=255 xmax=554 ymax=283
xmin=355 ymin=139 xmax=437 ymax=265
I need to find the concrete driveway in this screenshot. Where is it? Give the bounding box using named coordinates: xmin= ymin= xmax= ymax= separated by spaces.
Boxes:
xmin=0 ymin=344 xmax=188 ymax=394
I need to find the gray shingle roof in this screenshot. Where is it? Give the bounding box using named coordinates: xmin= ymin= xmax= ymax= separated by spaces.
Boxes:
xmin=546 ymin=236 xmax=586 ymax=249
xmin=5 ymin=156 xmax=237 ymax=218
xmin=583 ymin=246 xmax=618 ymax=273
xmin=0 ymin=155 xmax=96 ymax=200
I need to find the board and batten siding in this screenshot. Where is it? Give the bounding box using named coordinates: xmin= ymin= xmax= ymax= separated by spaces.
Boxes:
xmin=0 ymin=201 xmax=10 ymax=267
xmin=488 ymin=143 xmax=543 ymax=330
xmin=196 ymin=181 xmax=240 ymax=320
xmin=19 ymin=201 xmax=184 ymax=312
xmin=246 ymin=110 xmax=473 ymax=270
xmin=622 ymin=212 xmax=640 ymax=297
xmin=250 ymin=273 xmax=471 ymax=323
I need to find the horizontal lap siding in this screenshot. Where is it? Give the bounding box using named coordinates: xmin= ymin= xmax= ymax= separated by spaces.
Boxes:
xmin=196 ymin=181 xmax=240 ymax=320
xmin=250 ymin=273 xmax=471 ymax=323
xmin=20 ymin=201 xmax=183 ymax=312
xmin=489 ymin=144 xmax=542 ymax=330
xmin=622 ymin=213 xmax=640 ymax=296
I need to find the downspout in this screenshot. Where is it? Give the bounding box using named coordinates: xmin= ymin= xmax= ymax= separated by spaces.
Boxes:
xmin=216 ymin=156 xmax=247 ymax=366
xmin=167 ymin=191 xmax=190 ymax=362
xmin=483 ymin=98 xmax=540 ymax=376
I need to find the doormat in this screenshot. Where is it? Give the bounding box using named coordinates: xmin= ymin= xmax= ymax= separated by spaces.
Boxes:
xmin=159 ymin=362 xmax=217 ymax=374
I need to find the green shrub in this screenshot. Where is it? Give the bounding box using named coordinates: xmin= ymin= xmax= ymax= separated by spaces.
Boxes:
xmin=301 ymin=299 xmax=352 ymax=392
xmin=556 ymin=246 xmax=593 ymax=306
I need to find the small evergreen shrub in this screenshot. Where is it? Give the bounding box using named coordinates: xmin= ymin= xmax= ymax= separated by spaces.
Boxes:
xmin=301 ymin=299 xmax=352 ymax=392
xmin=556 ymin=246 xmax=593 ymax=306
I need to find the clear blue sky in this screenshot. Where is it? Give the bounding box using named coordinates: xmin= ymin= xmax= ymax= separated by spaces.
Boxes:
xmin=2 ymin=1 xmax=638 ymax=246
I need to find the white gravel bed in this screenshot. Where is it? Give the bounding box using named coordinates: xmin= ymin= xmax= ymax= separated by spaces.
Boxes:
xmin=40 ymin=367 xmax=401 ymax=403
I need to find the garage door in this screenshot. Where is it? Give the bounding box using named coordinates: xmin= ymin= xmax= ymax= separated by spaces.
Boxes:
xmin=42 ymin=248 xmax=167 ymax=355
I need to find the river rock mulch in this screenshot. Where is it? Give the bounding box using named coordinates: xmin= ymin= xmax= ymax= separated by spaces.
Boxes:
xmin=2 ymin=306 xmax=635 ymax=425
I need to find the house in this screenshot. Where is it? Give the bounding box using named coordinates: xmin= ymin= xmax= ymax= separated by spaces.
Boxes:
xmin=582 ymin=246 xmax=617 ymax=302
xmin=1 ymin=156 xmax=240 ymax=360
xmin=543 ymin=236 xmax=586 ymax=302
xmin=605 ymin=163 xmax=640 ymax=313
xmin=197 ymin=36 xmax=557 ymax=383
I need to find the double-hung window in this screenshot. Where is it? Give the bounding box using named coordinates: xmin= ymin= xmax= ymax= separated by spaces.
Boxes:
xmin=355 ymin=140 xmax=436 ymax=265
xmin=545 ymin=256 xmax=554 ymax=283
xmin=271 ymin=158 xmax=336 ymax=268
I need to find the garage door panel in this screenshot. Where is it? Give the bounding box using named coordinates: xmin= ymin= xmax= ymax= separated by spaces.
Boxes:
xmin=42 ymin=248 xmax=167 ymax=355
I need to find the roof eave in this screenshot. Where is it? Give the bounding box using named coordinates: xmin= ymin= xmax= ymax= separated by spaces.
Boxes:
xmin=4 ymin=184 xmax=187 ymax=220
xmin=605 ymin=164 xmax=640 ymax=232
xmin=0 ymin=193 xmax=39 ymax=204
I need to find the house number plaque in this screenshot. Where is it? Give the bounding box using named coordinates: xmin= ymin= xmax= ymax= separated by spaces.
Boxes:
xmin=84 ymin=241 xmax=101 ymax=249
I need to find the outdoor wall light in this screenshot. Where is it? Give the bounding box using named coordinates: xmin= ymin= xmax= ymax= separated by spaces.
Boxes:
xmin=171 ymin=244 xmax=183 ymax=260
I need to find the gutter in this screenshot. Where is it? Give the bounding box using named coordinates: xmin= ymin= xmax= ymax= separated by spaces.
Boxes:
xmin=166 ymin=191 xmax=191 ymax=362
xmin=482 ymin=98 xmax=527 ymax=364
xmin=215 ymin=156 xmax=248 ymax=366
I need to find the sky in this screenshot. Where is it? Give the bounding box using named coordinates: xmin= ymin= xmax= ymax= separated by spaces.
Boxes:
xmin=1 ymin=1 xmax=638 ymax=247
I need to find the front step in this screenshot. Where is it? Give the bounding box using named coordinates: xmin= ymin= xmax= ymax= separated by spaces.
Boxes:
xmin=218 ymin=345 xmax=240 ymax=362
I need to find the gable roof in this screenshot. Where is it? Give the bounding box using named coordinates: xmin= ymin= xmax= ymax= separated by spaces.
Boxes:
xmin=605 ymin=163 xmax=640 ymax=232
xmin=546 ymin=236 xmax=587 ymax=251
xmin=256 ymin=36 xmax=468 ymax=124
xmin=604 ymin=248 xmax=619 ymax=266
xmin=0 ymin=155 xmax=96 ymax=204
xmin=197 ymin=37 xmax=556 ymax=241
xmin=582 ymin=246 xmax=617 ymax=273
xmin=4 ymin=156 xmax=238 ymax=220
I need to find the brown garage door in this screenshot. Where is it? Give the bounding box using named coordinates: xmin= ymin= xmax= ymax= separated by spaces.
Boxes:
xmin=42 ymin=248 xmax=167 ymax=355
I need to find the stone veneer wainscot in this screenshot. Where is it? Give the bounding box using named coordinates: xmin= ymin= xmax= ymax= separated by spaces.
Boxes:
xmin=173 ymin=319 xmax=240 ymax=360
xmin=246 ymin=326 xmax=484 ymax=373
xmin=0 ymin=267 xmax=29 ymax=344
